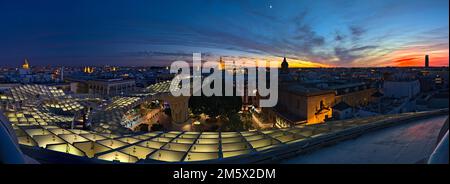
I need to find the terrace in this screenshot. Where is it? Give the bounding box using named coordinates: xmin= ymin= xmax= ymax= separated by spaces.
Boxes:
xmin=1 ymin=83 xmax=448 ymax=164
xmin=6 ymin=109 xmax=446 ymax=163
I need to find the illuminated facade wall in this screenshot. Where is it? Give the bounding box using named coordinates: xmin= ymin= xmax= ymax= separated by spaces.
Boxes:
xmin=304 ymin=93 xmax=334 ymax=125
xmin=277 ymin=89 xmax=335 ymax=125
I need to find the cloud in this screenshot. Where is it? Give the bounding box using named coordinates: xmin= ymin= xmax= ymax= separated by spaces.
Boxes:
xmin=123 ymin=51 xmax=202 ymax=57
xmin=349 ymin=25 xmax=366 ymax=40
xmin=334 ymin=31 xmax=346 ymax=42
xmin=393 ymin=57 xmax=417 ymax=64
xmin=349 ymin=45 xmax=378 ymax=52
xmin=0 ymin=1 xmax=447 ymax=67
xmin=292 ymin=25 xmax=325 ymax=47
xmin=334 ymin=45 xmax=378 ymax=65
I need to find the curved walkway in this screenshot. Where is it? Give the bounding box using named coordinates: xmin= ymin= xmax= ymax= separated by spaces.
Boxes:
xmin=281 ymin=115 xmax=448 ymax=164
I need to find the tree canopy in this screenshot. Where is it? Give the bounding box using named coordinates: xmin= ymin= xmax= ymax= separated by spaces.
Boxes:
xmin=189 ymin=95 xmax=242 ymax=118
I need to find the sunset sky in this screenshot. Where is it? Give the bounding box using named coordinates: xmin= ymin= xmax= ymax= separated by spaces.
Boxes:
xmin=0 ymin=0 xmax=448 ymax=67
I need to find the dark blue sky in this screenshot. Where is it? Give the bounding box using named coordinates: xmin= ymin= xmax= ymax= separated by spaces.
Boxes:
xmin=0 ymin=0 xmax=448 ymax=67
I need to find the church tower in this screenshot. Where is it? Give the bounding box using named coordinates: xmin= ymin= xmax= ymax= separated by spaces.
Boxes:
xmin=22 ymin=59 xmax=30 ymax=69
xmin=218 ymin=56 xmax=225 ymax=70
xmin=281 ymin=57 xmax=289 ymax=74
xmin=19 ymin=58 xmax=31 ymax=75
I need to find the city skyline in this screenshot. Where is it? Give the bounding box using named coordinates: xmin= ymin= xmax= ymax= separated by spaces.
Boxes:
xmin=0 ymin=0 xmax=448 ymax=67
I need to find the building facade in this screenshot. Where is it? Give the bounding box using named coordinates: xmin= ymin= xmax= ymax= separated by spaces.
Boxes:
xmin=383 ymin=80 xmax=420 ymax=99
xmin=271 ymin=84 xmax=335 ymax=126
xmin=87 ymin=79 xmax=136 ymax=96
xmin=332 ymin=82 xmax=377 ymax=107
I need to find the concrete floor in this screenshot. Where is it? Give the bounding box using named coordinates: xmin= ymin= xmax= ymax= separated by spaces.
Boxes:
xmin=282 ymin=115 xmax=448 ymax=164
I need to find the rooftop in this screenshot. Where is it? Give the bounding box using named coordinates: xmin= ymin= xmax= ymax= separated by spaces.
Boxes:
xmin=333 ymin=101 xmax=352 ymax=111
xmin=284 ymin=84 xmax=335 ymax=96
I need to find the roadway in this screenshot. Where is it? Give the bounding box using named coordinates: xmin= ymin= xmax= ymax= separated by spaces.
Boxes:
xmin=281 ymin=115 xmax=448 ymax=164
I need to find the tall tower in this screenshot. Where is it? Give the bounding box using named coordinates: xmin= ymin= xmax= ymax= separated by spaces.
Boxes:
xmin=281 ymin=57 xmax=289 ymax=74
xmin=425 ymin=55 xmax=429 ymax=68
xmin=218 ymin=56 xmax=225 ymax=70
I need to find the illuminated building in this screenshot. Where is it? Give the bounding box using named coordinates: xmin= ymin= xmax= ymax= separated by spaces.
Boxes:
xmin=22 ymin=59 xmax=30 ymax=69
xmin=66 ymin=76 xmax=136 ymax=97
xmin=276 ymin=84 xmax=334 ymax=125
xmin=87 ymin=78 xmax=136 ymax=96
xmin=19 ymin=59 xmax=31 ymax=75
xmin=105 ymin=66 xmax=118 ymax=72
xmin=435 ymin=75 xmax=443 ymax=86
xmin=83 ymin=66 xmax=94 ymax=74
xmin=218 ymin=56 xmax=225 ymax=70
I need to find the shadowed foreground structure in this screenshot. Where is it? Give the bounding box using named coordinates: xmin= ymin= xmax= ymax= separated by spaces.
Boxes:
xmin=1 ymin=109 xmax=447 ymax=164
xmin=281 ymin=115 xmax=448 ymax=164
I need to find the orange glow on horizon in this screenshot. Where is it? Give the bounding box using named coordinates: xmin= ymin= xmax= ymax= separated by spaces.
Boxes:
xmin=264 ymin=56 xmax=331 ymax=68
xmin=389 ymin=55 xmax=449 ymax=67
xmin=210 ymin=56 xmax=331 ymax=68
xmin=381 ymin=46 xmax=449 ymax=67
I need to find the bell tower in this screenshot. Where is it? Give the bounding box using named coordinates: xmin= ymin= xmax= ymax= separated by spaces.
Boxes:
xmin=281 ymin=57 xmax=289 ymax=74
